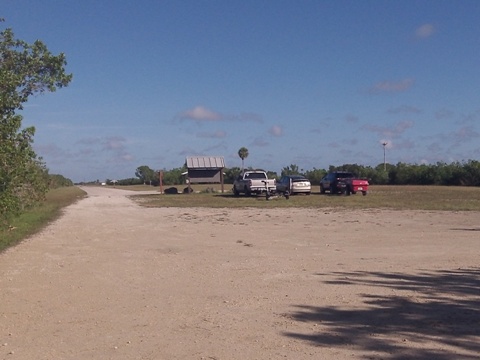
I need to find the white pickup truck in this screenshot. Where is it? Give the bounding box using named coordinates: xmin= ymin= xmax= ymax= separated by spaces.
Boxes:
xmin=233 ymin=170 xmax=276 ymax=196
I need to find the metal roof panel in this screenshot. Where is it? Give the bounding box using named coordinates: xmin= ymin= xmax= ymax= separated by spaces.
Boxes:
xmin=186 ymin=156 xmax=225 ymax=169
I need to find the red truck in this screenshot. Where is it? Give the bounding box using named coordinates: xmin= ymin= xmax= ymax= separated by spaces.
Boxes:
xmin=319 ymin=171 xmax=369 ymax=196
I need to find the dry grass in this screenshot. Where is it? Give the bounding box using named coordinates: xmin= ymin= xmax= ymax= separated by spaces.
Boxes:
xmin=130 ymin=185 xmax=480 ymax=211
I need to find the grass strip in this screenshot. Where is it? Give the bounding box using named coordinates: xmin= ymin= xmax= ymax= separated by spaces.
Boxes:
xmin=130 ymin=185 xmax=480 ymax=211
xmin=0 ymin=186 xmax=87 ymax=252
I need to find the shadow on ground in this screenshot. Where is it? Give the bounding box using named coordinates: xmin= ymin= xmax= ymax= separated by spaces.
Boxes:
xmin=283 ymin=268 xmax=480 ymax=360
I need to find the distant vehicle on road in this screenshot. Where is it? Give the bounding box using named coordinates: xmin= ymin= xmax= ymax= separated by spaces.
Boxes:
xmin=320 ymin=171 xmax=369 ymax=196
xmin=276 ymin=175 xmax=311 ymax=195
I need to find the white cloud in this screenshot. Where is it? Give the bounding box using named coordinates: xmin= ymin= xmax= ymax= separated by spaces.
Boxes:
xmin=387 ymin=105 xmax=422 ymax=114
xmin=179 ymin=106 xmax=222 ymax=121
xmin=369 ymin=78 xmax=415 ymax=93
xmin=76 ymin=136 xmax=128 ymax=151
xmin=178 ymin=106 xmax=263 ymax=123
xmin=120 ymin=154 xmax=134 ymax=162
xmin=197 ymin=130 xmax=227 ymax=138
xmin=428 ymin=142 xmax=443 ymax=153
xmin=453 ymin=126 xmax=480 ymax=145
xmin=201 ymin=142 xmax=228 ymax=153
xmin=345 ymin=114 xmax=359 ymax=123
xmin=460 ymin=109 xmax=480 ymax=124
xmin=269 ymin=125 xmax=283 ymax=137
xmin=392 ymin=139 xmax=415 ymax=150
xmin=103 ymin=136 xmax=127 ymax=150
xmin=363 ymin=120 xmax=414 ymax=137
xmin=415 ymin=23 xmax=436 ymax=39
xmin=178 ymin=142 xmax=228 ymax=157
xmin=328 ymin=142 xmax=341 ymax=148
xmin=395 ymin=120 xmax=414 ymax=133
xmin=34 ymin=143 xmax=67 ymax=158
xmin=229 ymin=112 xmax=263 ymax=123
xmin=435 ymin=108 xmax=454 ymax=120
xmin=251 ymin=137 xmax=269 ymax=147
xmin=178 ymin=147 xmax=200 ymax=156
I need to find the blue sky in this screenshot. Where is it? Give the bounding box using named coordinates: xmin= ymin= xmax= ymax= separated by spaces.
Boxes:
xmin=3 ymin=0 xmax=480 ymax=182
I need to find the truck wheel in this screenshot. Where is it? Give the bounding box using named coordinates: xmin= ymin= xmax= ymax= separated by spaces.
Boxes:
xmin=244 ymin=187 xmax=251 ymax=196
xmin=345 ymin=187 xmax=351 ymax=196
xmin=362 ymin=191 xmax=367 ymax=196
xmin=233 ymin=187 xmax=239 ymax=196
xmin=320 ymin=185 xmax=325 ymax=194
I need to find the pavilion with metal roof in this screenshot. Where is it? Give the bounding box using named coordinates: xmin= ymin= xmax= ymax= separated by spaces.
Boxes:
xmin=185 ymin=156 xmax=226 ymax=192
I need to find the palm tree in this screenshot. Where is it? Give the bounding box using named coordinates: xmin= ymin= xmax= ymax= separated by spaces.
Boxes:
xmin=238 ymin=147 xmax=249 ymax=173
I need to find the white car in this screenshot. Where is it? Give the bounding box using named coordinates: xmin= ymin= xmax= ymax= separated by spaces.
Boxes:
xmin=276 ymin=175 xmax=311 ymax=195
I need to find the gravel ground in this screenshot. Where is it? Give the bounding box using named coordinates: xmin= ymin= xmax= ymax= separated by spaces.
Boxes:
xmin=1 ymin=186 xmax=479 ymax=360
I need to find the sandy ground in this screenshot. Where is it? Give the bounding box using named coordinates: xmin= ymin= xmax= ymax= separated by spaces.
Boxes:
xmin=1 ymin=186 xmax=479 ymax=360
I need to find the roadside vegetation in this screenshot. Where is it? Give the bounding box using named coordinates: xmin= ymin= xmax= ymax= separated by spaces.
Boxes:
xmin=0 ymin=21 xmax=75 ymax=251
xmin=0 ymin=21 xmax=72 ymax=229
xmin=0 ymin=186 xmax=86 ymax=252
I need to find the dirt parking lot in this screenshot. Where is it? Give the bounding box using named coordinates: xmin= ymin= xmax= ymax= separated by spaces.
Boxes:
xmin=1 ymin=186 xmax=479 ymax=359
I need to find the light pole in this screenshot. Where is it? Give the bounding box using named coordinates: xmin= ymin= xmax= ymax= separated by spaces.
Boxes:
xmin=382 ymin=142 xmax=388 ymax=171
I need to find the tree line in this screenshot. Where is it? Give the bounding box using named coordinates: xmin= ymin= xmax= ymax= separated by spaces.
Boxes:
xmin=124 ymin=147 xmax=480 ymax=187
xmin=122 ymin=160 xmax=480 ymax=187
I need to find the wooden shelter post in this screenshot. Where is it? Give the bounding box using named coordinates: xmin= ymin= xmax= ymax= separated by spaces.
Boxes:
xmin=220 ymin=170 xmax=224 ymax=193
xmin=159 ymin=171 xmax=163 ymax=194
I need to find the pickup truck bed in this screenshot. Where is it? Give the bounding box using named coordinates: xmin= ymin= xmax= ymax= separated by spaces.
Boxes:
xmin=320 ymin=171 xmax=369 ymax=196
xmin=346 ymin=179 xmax=369 ymax=195
xmin=233 ymin=171 xmax=276 ymax=196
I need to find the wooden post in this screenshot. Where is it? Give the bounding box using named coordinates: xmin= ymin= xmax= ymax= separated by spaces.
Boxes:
xmin=220 ymin=168 xmax=224 ymax=193
xmin=159 ymin=171 xmax=163 ymax=194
